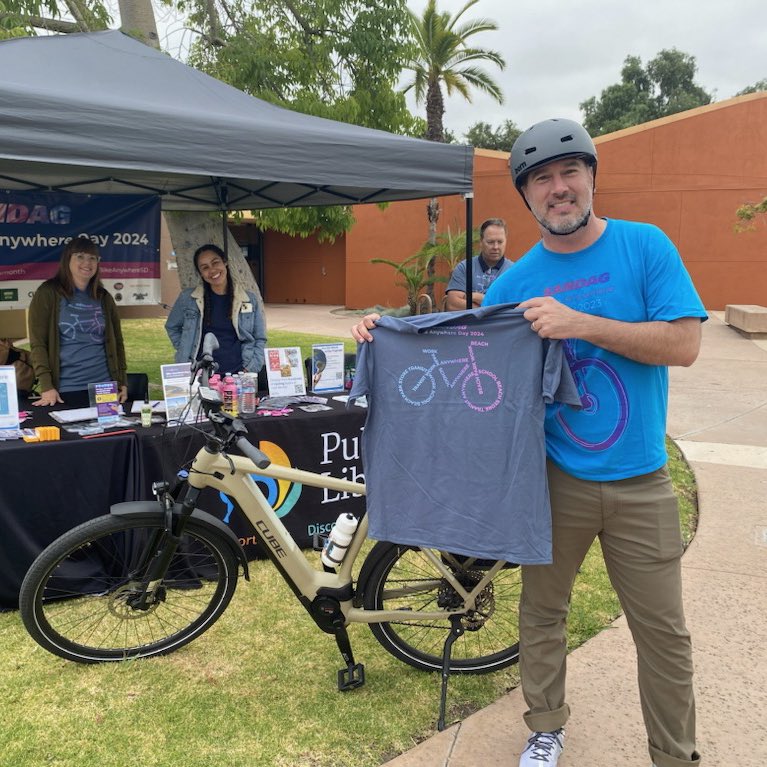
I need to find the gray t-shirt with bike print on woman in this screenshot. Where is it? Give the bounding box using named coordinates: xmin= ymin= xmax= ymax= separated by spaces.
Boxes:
xmin=349 ymin=304 xmax=580 ymax=565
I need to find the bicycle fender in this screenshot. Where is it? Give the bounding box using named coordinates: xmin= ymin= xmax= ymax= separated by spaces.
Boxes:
xmin=110 ymin=501 xmax=249 ymax=579
xmin=353 ymin=540 xmax=401 ymax=607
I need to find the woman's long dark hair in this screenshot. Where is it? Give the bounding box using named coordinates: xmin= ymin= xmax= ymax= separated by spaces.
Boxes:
xmin=51 ymin=236 xmax=103 ymax=299
xmin=193 ymin=243 xmax=235 ymax=324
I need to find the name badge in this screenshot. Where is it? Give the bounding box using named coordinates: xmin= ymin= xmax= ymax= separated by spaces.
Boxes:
xmin=241 ymin=302 xmax=253 ymax=313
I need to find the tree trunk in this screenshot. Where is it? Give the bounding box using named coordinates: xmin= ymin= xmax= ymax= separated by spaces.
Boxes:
xmin=118 ymin=0 xmax=159 ymax=47
xmin=425 ymin=81 xmax=445 ymax=143
xmin=117 ymin=0 xmax=264 ymax=313
xmin=164 ymin=212 xmax=261 ymax=297
xmin=423 ymin=80 xmax=446 ymax=304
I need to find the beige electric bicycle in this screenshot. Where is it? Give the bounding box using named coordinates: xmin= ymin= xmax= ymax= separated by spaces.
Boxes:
xmin=20 ymin=335 xmax=521 ymax=726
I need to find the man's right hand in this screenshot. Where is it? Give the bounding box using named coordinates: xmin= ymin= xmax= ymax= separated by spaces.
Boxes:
xmin=351 ymin=313 xmax=381 ymax=343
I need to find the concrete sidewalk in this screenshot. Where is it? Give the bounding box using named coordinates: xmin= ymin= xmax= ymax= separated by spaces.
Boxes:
xmin=265 ymin=305 xmax=767 ymax=766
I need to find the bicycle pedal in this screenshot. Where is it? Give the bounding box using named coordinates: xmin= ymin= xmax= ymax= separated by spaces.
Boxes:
xmin=337 ymin=663 xmax=365 ymax=691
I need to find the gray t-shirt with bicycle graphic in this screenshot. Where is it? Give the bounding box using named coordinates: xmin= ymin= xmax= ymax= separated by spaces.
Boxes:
xmin=349 ymin=304 xmax=580 ymax=565
xmin=58 ymin=290 xmax=110 ymax=392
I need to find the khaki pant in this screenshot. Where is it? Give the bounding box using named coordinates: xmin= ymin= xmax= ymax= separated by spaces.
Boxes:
xmin=519 ymin=462 xmax=700 ymax=767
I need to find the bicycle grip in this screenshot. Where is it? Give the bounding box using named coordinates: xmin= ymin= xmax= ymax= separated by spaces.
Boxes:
xmin=235 ymin=436 xmax=271 ymax=469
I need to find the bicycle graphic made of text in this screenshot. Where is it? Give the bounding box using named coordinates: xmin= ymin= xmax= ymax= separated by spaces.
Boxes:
xmin=397 ymin=340 xmax=503 ymax=412
xmin=59 ymin=308 xmax=105 ymax=342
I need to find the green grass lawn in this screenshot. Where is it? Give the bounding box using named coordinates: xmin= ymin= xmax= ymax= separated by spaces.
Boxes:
xmin=0 ymin=318 xmax=699 ymax=767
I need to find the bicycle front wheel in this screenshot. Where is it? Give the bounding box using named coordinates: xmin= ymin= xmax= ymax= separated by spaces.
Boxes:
xmin=362 ymin=545 xmax=521 ymax=674
xmin=20 ymin=514 xmax=241 ymax=663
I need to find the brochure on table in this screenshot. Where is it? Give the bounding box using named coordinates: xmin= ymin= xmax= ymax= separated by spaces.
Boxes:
xmin=264 ymin=347 xmax=306 ymax=397
xmin=310 ymin=343 xmax=345 ymax=393
xmin=88 ymin=380 xmax=120 ymax=425
xmin=0 ymin=366 xmax=19 ymax=429
xmin=161 ymin=363 xmax=200 ymax=423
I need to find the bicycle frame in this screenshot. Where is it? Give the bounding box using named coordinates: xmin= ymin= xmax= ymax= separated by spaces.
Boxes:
xmin=187 ymin=447 xmax=505 ymax=625
xmin=20 ymin=333 xmax=520 ymax=725
xmin=418 ymin=340 xmax=486 ymax=389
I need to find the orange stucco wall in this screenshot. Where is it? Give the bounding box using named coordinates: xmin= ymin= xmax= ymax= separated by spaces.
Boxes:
xmin=262 ymin=93 xmax=767 ymax=310
xmin=262 ymin=229 xmax=346 ymax=305
xmin=592 ymin=93 xmax=767 ymax=309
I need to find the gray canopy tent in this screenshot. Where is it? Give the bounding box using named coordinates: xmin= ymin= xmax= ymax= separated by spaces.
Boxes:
xmin=0 ymin=29 xmax=476 ymax=299
xmin=0 ymin=30 xmax=473 ymax=208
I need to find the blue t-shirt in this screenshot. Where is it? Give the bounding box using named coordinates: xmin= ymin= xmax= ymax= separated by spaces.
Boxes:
xmin=201 ymin=291 xmax=242 ymax=375
xmin=484 ymin=219 xmax=707 ymax=481
xmin=58 ymin=290 xmax=111 ymax=392
xmin=349 ymin=305 xmax=581 ymax=564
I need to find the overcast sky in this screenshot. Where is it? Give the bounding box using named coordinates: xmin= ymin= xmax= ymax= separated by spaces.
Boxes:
xmin=403 ymin=0 xmax=765 ymax=140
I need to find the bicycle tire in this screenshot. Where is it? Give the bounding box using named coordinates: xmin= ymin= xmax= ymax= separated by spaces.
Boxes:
xmin=461 ymin=370 xmax=503 ymax=412
xmin=555 ymin=357 xmax=629 ymax=450
xmin=398 ymin=366 xmax=436 ymax=406
xmin=20 ymin=514 xmax=241 ymax=663
xmin=362 ymin=544 xmax=520 ymax=673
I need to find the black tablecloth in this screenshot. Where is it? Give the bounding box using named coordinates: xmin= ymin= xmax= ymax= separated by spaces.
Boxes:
xmin=0 ymin=398 xmax=366 ymax=609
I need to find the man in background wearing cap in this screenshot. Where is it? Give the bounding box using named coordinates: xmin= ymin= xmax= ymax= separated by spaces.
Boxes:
xmin=484 ymin=119 xmax=706 ymax=767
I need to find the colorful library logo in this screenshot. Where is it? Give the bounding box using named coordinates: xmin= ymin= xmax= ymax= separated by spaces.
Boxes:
xmin=218 ymin=440 xmax=302 ymax=523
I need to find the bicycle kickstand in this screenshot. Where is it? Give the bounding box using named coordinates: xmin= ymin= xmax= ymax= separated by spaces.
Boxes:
xmin=437 ymin=614 xmax=465 ymax=731
xmin=334 ymin=624 xmax=365 ymax=691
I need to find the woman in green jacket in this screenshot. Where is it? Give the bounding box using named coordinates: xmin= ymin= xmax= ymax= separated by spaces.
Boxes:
xmin=28 ymin=236 xmax=127 ymax=408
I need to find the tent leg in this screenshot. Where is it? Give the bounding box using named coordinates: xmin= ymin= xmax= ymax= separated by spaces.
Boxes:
xmin=464 ymin=193 xmax=474 ymax=310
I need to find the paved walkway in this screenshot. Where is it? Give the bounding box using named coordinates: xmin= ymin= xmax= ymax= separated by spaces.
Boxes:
xmin=265 ymin=305 xmax=767 ymax=766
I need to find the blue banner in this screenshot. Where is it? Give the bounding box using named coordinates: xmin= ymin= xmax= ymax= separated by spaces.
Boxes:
xmin=0 ymin=190 xmax=161 ymax=309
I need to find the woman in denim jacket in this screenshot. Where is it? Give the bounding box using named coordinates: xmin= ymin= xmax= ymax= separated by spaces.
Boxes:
xmin=165 ymin=244 xmax=266 ymax=375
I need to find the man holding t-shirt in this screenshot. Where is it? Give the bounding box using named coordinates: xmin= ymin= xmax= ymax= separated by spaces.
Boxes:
xmin=352 ymin=118 xmax=705 ymax=767
xmin=486 ymin=119 xmax=705 ymax=767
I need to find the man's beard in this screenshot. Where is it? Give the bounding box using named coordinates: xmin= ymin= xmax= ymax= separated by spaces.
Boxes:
xmin=533 ymin=202 xmax=592 ymax=236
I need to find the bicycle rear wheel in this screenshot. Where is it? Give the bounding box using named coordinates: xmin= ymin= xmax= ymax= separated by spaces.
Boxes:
xmin=362 ymin=545 xmax=521 ymax=673
xmin=20 ymin=514 xmax=241 ymax=663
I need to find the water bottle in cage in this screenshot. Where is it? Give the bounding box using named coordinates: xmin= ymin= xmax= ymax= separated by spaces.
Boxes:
xmin=321 ymin=513 xmax=359 ymax=568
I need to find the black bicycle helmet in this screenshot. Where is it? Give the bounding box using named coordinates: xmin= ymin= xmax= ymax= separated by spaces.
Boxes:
xmin=509 ymin=118 xmax=597 ymax=193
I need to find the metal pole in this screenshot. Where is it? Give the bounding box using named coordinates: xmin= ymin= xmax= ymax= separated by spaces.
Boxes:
xmin=464 ymin=192 xmax=474 ymax=310
xmin=220 ymin=184 xmax=229 ymax=259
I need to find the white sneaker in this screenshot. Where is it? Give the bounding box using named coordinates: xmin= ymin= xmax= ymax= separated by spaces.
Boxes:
xmin=519 ymin=728 xmax=565 ymax=766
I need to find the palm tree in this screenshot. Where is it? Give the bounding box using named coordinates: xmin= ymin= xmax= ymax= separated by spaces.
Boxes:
xmin=402 ymin=0 xmax=505 ymax=306
xmin=403 ymin=0 xmax=506 ymax=145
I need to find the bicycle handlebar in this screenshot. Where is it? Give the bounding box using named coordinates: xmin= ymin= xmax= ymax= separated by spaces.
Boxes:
xmin=192 ymin=334 xmax=273 ymax=470
xmin=235 ymin=436 xmax=271 ymax=469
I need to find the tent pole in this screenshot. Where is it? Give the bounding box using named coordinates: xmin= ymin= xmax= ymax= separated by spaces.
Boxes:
xmin=215 ymin=180 xmax=229 ymax=258
xmin=464 ymin=192 xmax=473 ymax=310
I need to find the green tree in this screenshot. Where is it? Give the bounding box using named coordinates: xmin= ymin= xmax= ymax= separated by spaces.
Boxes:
xmin=401 ymin=0 xmax=504 ymax=304
xmin=735 ymin=79 xmax=767 ymax=96
xmin=181 ymin=0 xmax=419 ymax=241
xmin=402 ymin=0 xmax=505 ymax=144
xmin=371 ymin=252 xmax=447 ymax=315
xmin=580 ymin=48 xmax=712 ymax=136
xmin=464 ymin=119 xmax=521 ymax=151
xmin=0 ymin=0 xmax=111 ymax=36
xmin=184 ymin=0 xmax=417 ymax=135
